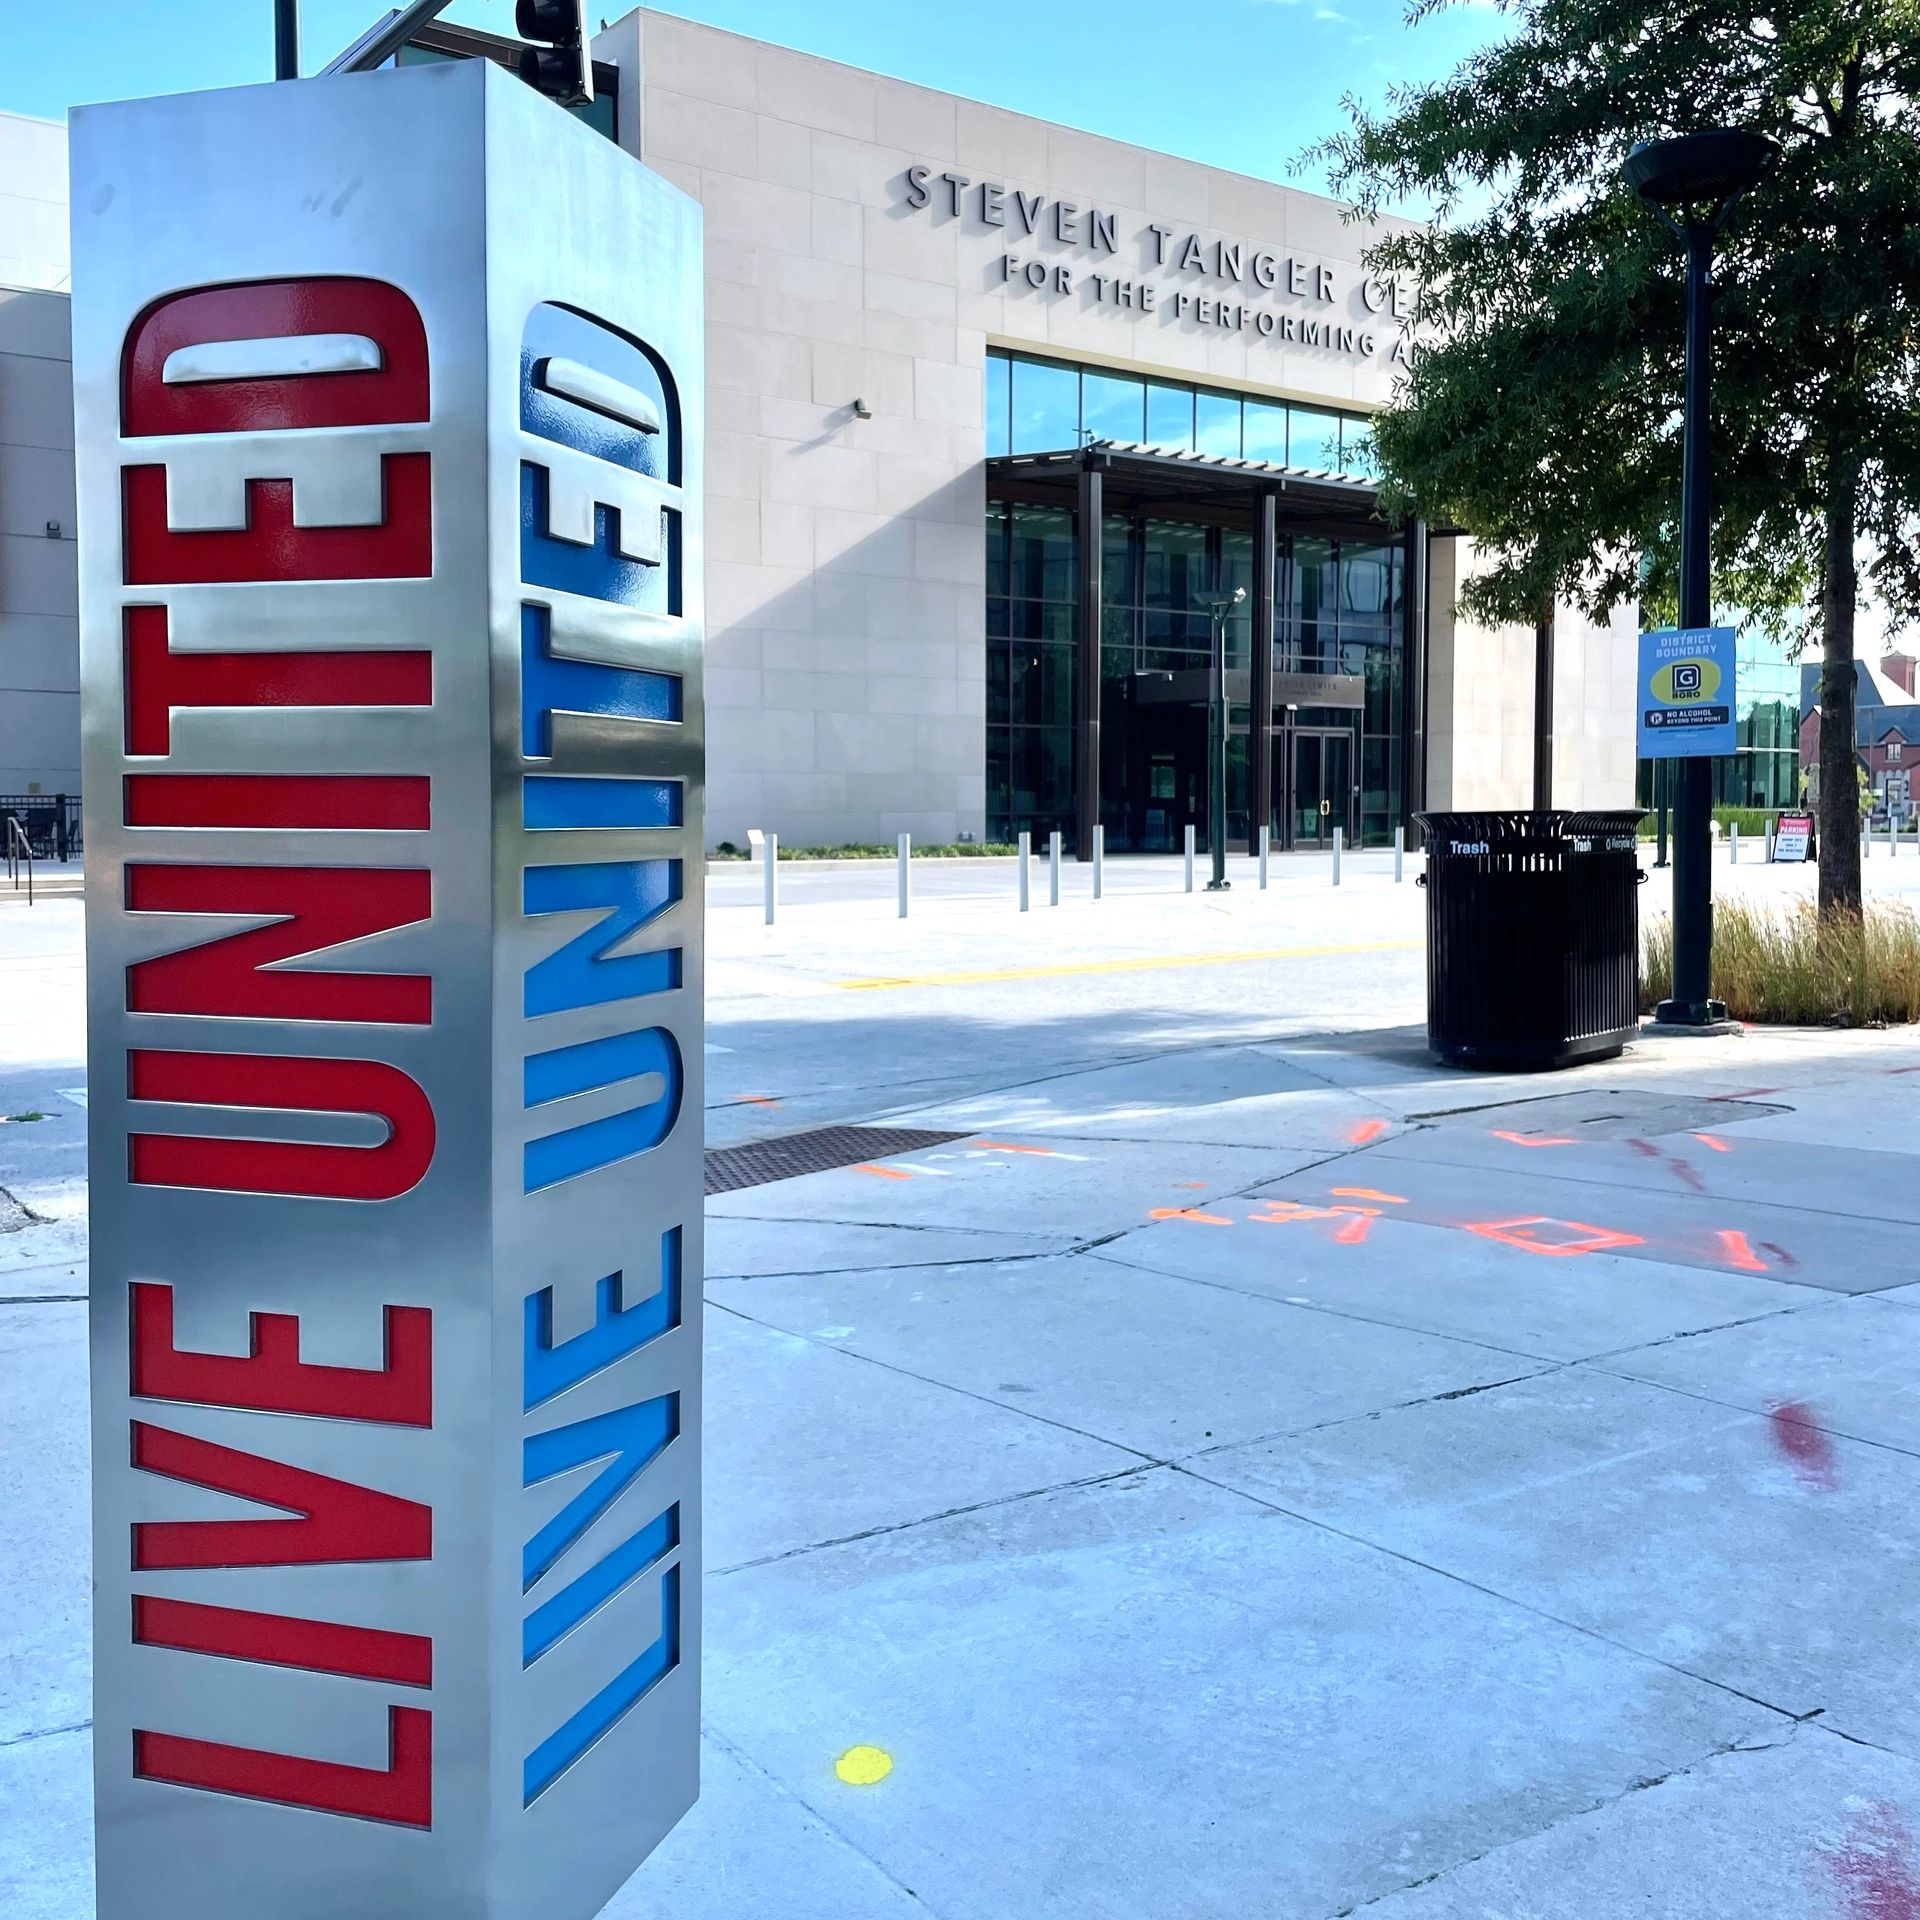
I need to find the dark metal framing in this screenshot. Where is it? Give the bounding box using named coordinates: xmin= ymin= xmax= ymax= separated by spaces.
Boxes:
xmin=1249 ymin=489 xmax=1278 ymax=848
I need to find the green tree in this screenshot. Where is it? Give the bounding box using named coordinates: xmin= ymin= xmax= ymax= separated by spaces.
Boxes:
xmin=1320 ymin=0 xmax=1920 ymax=914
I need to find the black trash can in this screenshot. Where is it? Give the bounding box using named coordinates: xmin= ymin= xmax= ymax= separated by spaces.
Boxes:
xmin=1415 ymin=810 xmax=1646 ymax=1070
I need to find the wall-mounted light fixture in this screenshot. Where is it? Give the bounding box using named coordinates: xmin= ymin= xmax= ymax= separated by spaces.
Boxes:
xmin=851 ymin=398 xmax=872 ymax=419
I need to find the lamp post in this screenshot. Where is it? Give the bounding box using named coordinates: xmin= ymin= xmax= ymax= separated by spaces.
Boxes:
xmin=1200 ymin=586 xmax=1247 ymax=890
xmin=274 ymin=0 xmax=300 ymax=77
xmin=1623 ymin=128 xmax=1776 ymax=1026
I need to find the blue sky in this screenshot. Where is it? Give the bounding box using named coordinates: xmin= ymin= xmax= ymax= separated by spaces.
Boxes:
xmin=3 ymin=0 xmax=1501 ymax=197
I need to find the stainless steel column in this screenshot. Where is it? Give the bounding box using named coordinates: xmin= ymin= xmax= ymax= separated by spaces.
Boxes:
xmin=74 ymin=62 xmax=704 ymax=1920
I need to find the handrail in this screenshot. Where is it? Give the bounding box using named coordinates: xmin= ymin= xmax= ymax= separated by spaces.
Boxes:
xmin=4 ymin=814 xmax=33 ymax=904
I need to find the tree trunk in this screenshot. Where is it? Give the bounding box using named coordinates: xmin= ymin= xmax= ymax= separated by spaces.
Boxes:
xmin=1818 ymin=455 xmax=1862 ymax=917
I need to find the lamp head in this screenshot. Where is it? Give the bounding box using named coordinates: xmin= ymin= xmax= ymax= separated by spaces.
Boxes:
xmin=1623 ymin=129 xmax=1777 ymax=210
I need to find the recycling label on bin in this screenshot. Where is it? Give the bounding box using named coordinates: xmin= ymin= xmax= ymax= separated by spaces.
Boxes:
xmin=1637 ymin=625 xmax=1737 ymax=759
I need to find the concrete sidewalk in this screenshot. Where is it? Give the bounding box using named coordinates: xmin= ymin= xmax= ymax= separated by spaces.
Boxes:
xmin=6 ymin=881 xmax=1920 ymax=1918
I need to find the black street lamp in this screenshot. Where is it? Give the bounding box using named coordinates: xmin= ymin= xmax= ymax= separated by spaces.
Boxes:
xmin=274 ymin=0 xmax=300 ymax=77
xmin=1200 ymin=587 xmax=1247 ymax=890
xmin=1623 ymin=128 xmax=1776 ymax=1026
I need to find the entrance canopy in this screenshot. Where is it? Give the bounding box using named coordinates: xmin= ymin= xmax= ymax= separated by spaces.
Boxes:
xmin=989 ymin=439 xmax=1387 ymax=533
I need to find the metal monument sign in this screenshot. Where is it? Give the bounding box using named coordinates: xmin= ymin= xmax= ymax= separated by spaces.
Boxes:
xmin=72 ymin=58 xmax=704 ymax=1920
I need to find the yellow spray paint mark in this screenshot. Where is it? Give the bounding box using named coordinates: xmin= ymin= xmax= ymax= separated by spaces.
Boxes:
xmin=835 ymin=1745 xmax=894 ymax=1786
xmin=838 ymin=939 xmax=1418 ymax=991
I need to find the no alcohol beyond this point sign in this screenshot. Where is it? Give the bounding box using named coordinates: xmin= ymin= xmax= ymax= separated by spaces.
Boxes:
xmin=1637 ymin=624 xmax=1738 ymax=760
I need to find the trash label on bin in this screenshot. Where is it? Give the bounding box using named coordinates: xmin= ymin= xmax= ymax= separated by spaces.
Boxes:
xmin=1637 ymin=626 xmax=1737 ymax=758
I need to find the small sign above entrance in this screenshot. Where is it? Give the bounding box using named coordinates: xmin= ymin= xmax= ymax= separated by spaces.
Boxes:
xmin=1637 ymin=625 xmax=1737 ymax=758
xmin=1274 ymin=672 xmax=1365 ymax=710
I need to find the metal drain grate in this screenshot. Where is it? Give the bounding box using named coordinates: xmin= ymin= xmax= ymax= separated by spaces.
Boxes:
xmin=704 ymin=1125 xmax=973 ymax=1195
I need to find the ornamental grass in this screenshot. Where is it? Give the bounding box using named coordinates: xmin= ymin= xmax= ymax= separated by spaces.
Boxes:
xmin=1641 ymin=899 xmax=1920 ymax=1027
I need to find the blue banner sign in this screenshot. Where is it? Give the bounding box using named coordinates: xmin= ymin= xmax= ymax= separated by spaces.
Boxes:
xmin=1637 ymin=625 xmax=1738 ymax=759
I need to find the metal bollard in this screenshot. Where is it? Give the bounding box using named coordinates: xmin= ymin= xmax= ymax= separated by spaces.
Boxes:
xmin=1892 ymin=816 xmax=1900 ymax=859
xmin=1184 ymin=823 xmax=1196 ymax=893
xmin=1394 ymin=824 xmax=1404 ymax=883
xmin=1332 ymin=827 xmax=1343 ymax=886
xmin=1730 ymin=821 xmax=1739 ymax=864
xmin=1093 ymin=823 xmax=1104 ymax=899
xmin=1864 ymin=824 xmax=1871 ymax=861
xmin=1766 ymin=822 xmax=1776 ymax=863
xmin=1048 ymin=829 xmax=1061 ymax=906
xmin=763 ymin=831 xmax=778 ymax=926
xmin=1258 ymin=822 xmax=1270 ymax=890
xmin=1018 ymin=830 xmax=1031 ymax=911
xmin=898 ymin=832 xmax=911 ymax=916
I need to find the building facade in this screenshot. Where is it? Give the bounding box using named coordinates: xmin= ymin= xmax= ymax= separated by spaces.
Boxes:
xmin=0 ymin=14 xmax=1641 ymax=848
xmin=0 ymin=109 xmax=77 ymax=807
xmin=593 ymin=8 xmax=1637 ymax=851
xmin=1799 ymin=655 xmax=1920 ymax=821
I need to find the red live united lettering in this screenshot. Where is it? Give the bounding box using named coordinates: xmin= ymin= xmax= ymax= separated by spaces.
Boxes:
xmin=126 ymin=865 xmax=432 ymax=1025
xmin=123 ymin=606 xmax=431 ymax=758
xmin=130 ymin=1282 xmax=432 ymax=1426
xmin=131 ymin=1423 xmax=432 ymax=1570
xmin=127 ymin=1050 xmax=436 ymax=1201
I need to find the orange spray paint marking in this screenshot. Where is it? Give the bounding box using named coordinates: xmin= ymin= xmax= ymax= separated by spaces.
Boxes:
xmin=1332 ymin=1187 xmax=1408 ymax=1204
xmin=1490 ymin=1131 xmax=1576 ymax=1148
xmin=1347 ymin=1119 xmax=1390 ymax=1145
xmin=1714 ymin=1228 xmax=1768 ymax=1273
xmin=738 ymin=1094 xmax=781 ymax=1107
xmin=1463 ymin=1216 xmax=1646 ymax=1258
xmin=975 ymin=1141 xmax=1061 ymax=1157
xmin=1148 ymin=1207 xmax=1232 ymax=1226
xmin=1251 ymin=1199 xmax=1380 ymax=1243
xmin=1174 ymin=1181 xmax=1207 ymax=1189
xmin=1250 ymin=1200 xmax=1316 ymax=1222
xmin=1692 ymin=1132 xmax=1731 ymax=1153
xmin=853 ymin=1163 xmax=912 ymax=1181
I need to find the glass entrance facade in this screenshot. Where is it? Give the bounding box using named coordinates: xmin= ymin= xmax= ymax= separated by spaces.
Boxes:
xmin=985 ymin=502 xmax=1407 ymax=850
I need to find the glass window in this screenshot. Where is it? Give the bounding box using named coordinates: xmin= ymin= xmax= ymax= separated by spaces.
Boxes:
xmin=1220 ymin=529 xmax=1255 ymax=671
xmin=1287 ymin=535 xmax=1338 ymax=669
xmin=1340 ymin=544 xmax=1394 ymax=624
xmin=1008 ymin=505 xmax=1074 ymax=602
xmin=1082 ymin=369 xmax=1146 ymax=444
xmin=1243 ymin=399 xmax=1288 ymax=464
xmin=1101 ymin=513 xmax=1135 ymax=611
xmin=1195 ymin=390 xmax=1242 ymax=459
xmin=985 ymin=351 xmax=1011 ymax=458
xmin=985 ymin=504 xmax=1008 ymax=599
xmin=1006 ymin=644 xmax=1075 ymax=728
xmin=1142 ymin=519 xmax=1210 ymax=614
xmin=1011 ymin=357 xmax=1080 ymax=453
xmin=1289 ymin=407 xmax=1342 ymax=472
xmin=987 ymin=641 xmax=1009 ymax=725
xmin=1146 ymin=381 xmax=1195 ymax=450
xmin=1339 ymin=416 xmax=1380 ymax=478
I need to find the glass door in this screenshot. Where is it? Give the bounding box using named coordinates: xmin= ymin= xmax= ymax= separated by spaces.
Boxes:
xmin=1280 ymin=728 xmax=1357 ymax=847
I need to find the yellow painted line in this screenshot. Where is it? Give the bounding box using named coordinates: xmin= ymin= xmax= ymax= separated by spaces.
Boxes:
xmin=838 ymin=938 xmax=1418 ymax=991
